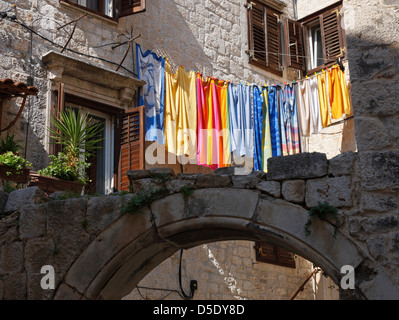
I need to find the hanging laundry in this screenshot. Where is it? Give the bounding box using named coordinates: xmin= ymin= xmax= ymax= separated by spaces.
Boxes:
xmin=328 ymin=66 xmax=351 ymax=119
xmin=296 ymin=78 xmax=322 ymax=136
xmin=279 ymin=84 xmax=301 ymax=156
xmin=197 ymin=74 xmax=230 ymax=169
xmin=309 ymin=77 xmax=323 ymax=134
xmin=228 ymin=83 xmax=253 ymax=159
xmin=253 ymin=85 xmax=272 ymax=171
xmin=136 ymin=43 xmax=165 ymax=143
xmin=268 ymin=85 xmax=281 ymax=157
xmin=317 ymin=70 xmax=331 ymax=128
xmin=164 ymin=60 xmax=197 ymax=159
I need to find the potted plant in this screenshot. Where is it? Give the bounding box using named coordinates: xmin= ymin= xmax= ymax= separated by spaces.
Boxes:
xmin=0 ymin=151 xmax=32 ymax=184
xmin=0 ymin=133 xmax=32 ymax=184
xmin=29 ymin=109 xmax=104 ymax=194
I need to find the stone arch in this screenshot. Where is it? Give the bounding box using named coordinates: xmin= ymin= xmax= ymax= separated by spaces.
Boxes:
xmin=57 ymin=188 xmax=369 ymax=300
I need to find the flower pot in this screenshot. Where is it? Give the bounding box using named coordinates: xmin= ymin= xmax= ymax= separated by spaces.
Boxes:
xmin=29 ymin=173 xmax=83 ymax=195
xmin=0 ymin=164 xmax=30 ymax=184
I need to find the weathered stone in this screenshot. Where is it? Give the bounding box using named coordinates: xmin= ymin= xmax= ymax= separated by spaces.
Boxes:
xmin=0 ymin=211 xmax=19 ymax=242
xmin=361 ymin=192 xmax=398 ymax=212
xmin=127 ymin=170 xmax=150 ymax=182
xmin=0 ymin=241 xmax=24 ymax=273
xmin=24 ymin=238 xmax=55 ymax=274
xmin=360 ymin=216 xmax=399 ymax=233
xmin=3 ymin=273 xmax=26 ymax=300
xmin=131 ymin=178 xmax=166 ymax=193
xmin=149 ymin=167 xmax=175 ymax=177
xmin=366 ymin=236 xmax=388 ymax=265
xmin=328 ymin=151 xmax=358 ymax=176
xmin=195 ymin=174 xmax=231 ymax=188
xmin=165 ymin=179 xmax=195 ymax=193
xmin=256 ymin=181 xmax=281 ymax=198
xmin=354 ymin=117 xmax=391 ymax=151
xmin=359 ymin=151 xmax=399 ymax=190
xmin=46 ymin=198 xmax=90 ymax=273
xmin=0 ymin=190 xmax=9 ymax=214
xmin=53 ymin=283 xmax=82 ymax=300
xmin=86 ymin=195 xmax=123 ymax=235
xmin=177 ymin=173 xmax=199 ymax=181
xmin=4 ymin=187 xmax=48 ymax=213
xmin=282 ymin=180 xmax=305 ymax=204
xmin=267 ymin=153 xmax=328 ymax=181
xmin=232 ymin=171 xmax=266 ymax=189
xmin=19 ymin=204 xmax=46 ymax=240
xmin=306 ymin=176 xmax=353 ymax=208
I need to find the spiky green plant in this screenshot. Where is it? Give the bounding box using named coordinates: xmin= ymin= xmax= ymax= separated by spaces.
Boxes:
xmin=48 ymin=108 xmax=104 ymax=157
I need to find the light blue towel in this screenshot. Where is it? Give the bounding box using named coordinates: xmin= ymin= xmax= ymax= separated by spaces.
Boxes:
xmin=228 ymin=83 xmax=253 ymax=158
xmin=136 ymin=43 xmax=165 ymax=144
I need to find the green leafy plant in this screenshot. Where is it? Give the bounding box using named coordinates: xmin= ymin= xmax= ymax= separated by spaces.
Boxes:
xmin=121 ymin=187 xmax=167 ymax=214
xmin=40 ymin=109 xmax=105 ymax=184
xmin=180 ymin=185 xmax=194 ymax=200
xmin=38 ymin=149 xmax=90 ymax=185
xmin=305 ymin=201 xmax=341 ymax=237
xmin=0 ymin=151 xmax=32 ymax=173
xmin=0 ymin=133 xmax=22 ymax=154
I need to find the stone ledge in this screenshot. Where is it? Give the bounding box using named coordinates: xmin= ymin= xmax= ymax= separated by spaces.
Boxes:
xmin=267 ymin=152 xmax=328 ymax=181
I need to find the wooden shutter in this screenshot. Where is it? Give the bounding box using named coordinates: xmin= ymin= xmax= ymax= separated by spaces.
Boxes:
xmin=286 ymin=19 xmax=305 ymax=70
xmin=118 ymin=0 xmax=146 ymax=17
xmin=118 ymin=106 xmax=144 ymax=191
xmin=265 ymin=7 xmax=282 ymax=75
xmin=247 ymin=1 xmax=282 ymax=76
xmin=255 ymin=242 xmax=296 ymax=268
xmin=320 ymin=6 xmax=345 ymax=65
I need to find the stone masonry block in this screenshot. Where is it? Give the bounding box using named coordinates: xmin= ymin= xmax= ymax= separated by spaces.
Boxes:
xmin=256 ymin=181 xmax=281 ymax=198
xmin=267 ymin=152 xmax=328 ymax=181
xmin=4 ymin=187 xmax=47 ymax=214
xmin=282 ymin=180 xmax=305 ymax=204
xmin=359 ymin=151 xmax=399 ymax=190
xmin=328 ymin=151 xmax=358 ymax=177
xmin=306 ymin=176 xmax=353 ymax=208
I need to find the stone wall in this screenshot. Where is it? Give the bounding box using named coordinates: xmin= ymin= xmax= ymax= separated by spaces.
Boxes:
xmin=343 ymin=0 xmax=399 ymax=152
xmin=0 ymin=152 xmax=399 ymax=299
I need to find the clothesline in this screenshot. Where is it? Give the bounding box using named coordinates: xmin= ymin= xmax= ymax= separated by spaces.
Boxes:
xmin=136 ymin=43 xmax=352 ymax=172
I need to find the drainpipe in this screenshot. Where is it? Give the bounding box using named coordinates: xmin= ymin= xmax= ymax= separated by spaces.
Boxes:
xmin=292 ymin=0 xmax=298 ymax=20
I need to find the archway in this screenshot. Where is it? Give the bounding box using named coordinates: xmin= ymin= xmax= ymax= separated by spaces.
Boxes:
xmin=56 ymin=188 xmax=367 ymax=300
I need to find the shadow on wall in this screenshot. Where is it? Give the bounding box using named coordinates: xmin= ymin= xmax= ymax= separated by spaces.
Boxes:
xmin=345 ymin=15 xmax=399 ymax=152
xmin=120 ymin=0 xmax=214 ymax=75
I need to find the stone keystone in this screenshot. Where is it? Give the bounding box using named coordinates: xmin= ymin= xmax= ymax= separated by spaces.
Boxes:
xmin=267 ymin=152 xmax=328 ymax=181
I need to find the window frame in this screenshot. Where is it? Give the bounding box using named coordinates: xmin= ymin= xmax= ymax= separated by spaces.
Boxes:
xmin=246 ymin=0 xmax=283 ymax=77
xmin=299 ymin=2 xmax=346 ymax=75
xmin=60 ymin=0 xmax=118 ymax=21
xmin=60 ymin=0 xmax=146 ymax=21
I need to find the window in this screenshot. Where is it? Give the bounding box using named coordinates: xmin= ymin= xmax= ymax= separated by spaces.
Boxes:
xmin=246 ymin=1 xmax=346 ymax=76
xmin=246 ymin=0 xmax=283 ymax=76
xmin=254 ymin=242 xmax=296 ymax=268
xmin=54 ymin=84 xmax=145 ymax=194
xmin=287 ymin=2 xmax=346 ymax=74
xmin=60 ymin=0 xmax=146 ymax=19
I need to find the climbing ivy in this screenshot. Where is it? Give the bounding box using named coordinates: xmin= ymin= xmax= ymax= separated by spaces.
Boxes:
xmin=120 ymin=187 xmax=167 ymax=215
xmin=304 ymin=201 xmax=341 ymax=238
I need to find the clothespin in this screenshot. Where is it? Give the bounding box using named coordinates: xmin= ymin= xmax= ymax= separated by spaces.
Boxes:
xmin=284 ymin=82 xmax=288 ymax=85
xmin=305 ymin=75 xmax=309 ymax=79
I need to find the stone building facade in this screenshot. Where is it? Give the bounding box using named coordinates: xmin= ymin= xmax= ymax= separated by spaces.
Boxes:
xmin=0 ymin=0 xmax=398 ymax=300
